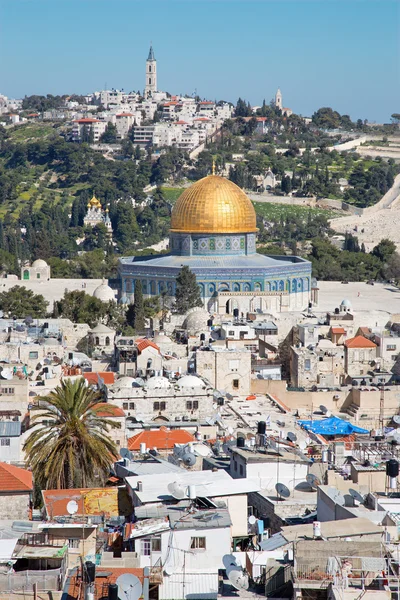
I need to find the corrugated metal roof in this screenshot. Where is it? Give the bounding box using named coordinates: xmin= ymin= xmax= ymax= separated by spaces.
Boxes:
xmin=259 ymin=532 xmax=288 ymax=551
xmin=159 ymin=572 xmax=218 ymax=600
xmin=169 ymin=508 xmax=232 ymax=530
xmin=0 ymin=421 xmax=21 ymax=437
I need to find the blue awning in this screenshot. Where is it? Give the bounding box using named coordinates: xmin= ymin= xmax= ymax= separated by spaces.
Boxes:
xmin=297 ymin=416 xmax=369 ymax=436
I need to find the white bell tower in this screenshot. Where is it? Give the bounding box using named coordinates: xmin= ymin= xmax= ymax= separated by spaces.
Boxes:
xmin=145 ymin=44 xmax=157 ymax=98
xmin=275 ymin=88 xmax=282 ymax=110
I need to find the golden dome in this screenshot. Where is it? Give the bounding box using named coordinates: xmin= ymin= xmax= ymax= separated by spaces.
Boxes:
xmin=88 ymin=194 xmax=102 ymax=208
xmin=170 ymin=175 xmax=257 ymax=234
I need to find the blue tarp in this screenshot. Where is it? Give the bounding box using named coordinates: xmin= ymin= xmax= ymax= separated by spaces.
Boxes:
xmin=297 ymin=416 xmax=369 ymax=436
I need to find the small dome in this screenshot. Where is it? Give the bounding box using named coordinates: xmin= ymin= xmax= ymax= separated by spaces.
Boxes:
xmin=153 ymin=332 xmax=171 ymax=345
xmin=119 ymin=296 xmax=128 ymax=305
xmin=146 ymin=376 xmax=171 ymax=389
xmin=183 ymin=307 xmax=210 ymax=334
xmin=32 ymin=259 xmax=48 ymax=267
xmin=115 ymin=376 xmax=136 ymax=388
xmin=177 ymin=375 xmax=204 ymax=388
xmin=340 ymin=299 xmax=352 ymax=308
xmin=93 ymin=282 xmax=115 ymax=303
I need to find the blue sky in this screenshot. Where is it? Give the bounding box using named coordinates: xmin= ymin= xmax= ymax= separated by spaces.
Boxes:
xmin=0 ymin=0 xmax=398 ymax=122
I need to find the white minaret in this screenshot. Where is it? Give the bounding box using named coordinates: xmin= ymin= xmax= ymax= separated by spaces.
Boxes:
xmin=275 ymin=88 xmax=282 ymax=110
xmin=145 ymin=44 xmax=157 ymax=98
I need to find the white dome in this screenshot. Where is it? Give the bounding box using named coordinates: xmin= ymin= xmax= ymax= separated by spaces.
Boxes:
xmin=183 ymin=307 xmax=210 ymax=334
xmin=115 ymin=376 xmax=136 ymax=388
xmin=153 ymin=332 xmax=171 ymax=345
xmin=93 ymin=282 xmax=115 ymax=303
xmin=146 ymin=376 xmax=171 ymax=389
xmin=32 ymin=259 xmax=48 ymax=267
xmin=340 ymin=299 xmax=352 ymax=307
xmin=177 ymin=375 xmax=204 ymax=388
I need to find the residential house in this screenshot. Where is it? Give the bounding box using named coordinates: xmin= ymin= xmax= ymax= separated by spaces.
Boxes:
xmin=0 ymin=462 xmax=33 ymax=520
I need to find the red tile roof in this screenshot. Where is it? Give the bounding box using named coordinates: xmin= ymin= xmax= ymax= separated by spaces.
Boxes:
xmin=116 ymin=113 xmax=134 ymax=117
xmin=199 ymin=101 xmax=214 ymax=105
xmin=83 ymin=372 xmax=115 ymax=385
xmin=344 ymin=335 xmax=377 ymax=349
xmin=128 ymin=427 xmax=195 ymax=451
xmin=194 ymin=117 xmax=210 ymax=121
xmin=73 ymin=118 xmax=100 ymax=123
xmin=0 ymin=462 xmax=33 ymax=492
xmin=331 ymin=327 xmax=346 ymax=335
xmin=174 ymin=120 xmax=188 ymax=125
xmin=135 ymin=338 xmax=160 ymax=354
xmin=92 ymin=403 xmax=125 ymax=418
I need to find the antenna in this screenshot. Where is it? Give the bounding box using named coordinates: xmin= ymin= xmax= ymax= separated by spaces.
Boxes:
xmin=287 ymin=432 xmax=297 ymax=442
xmin=67 ymin=500 xmax=78 ymax=515
xmin=116 ymin=573 xmax=142 ymax=600
xmin=167 ymin=481 xmax=187 ymax=500
xmin=306 ymin=474 xmax=321 ymax=490
xmin=275 ymin=482 xmax=290 ymax=499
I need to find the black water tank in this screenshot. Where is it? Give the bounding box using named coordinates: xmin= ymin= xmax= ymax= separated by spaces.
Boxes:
xmin=386 ymin=459 xmax=399 ymax=478
xmin=200 ymin=333 xmax=206 ymax=341
xmin=108 ymin=584 xmax=118 ymax=600
xmin=233 ymin=308 xmax=239 ymax=318
xmin=84 ymin=561 xmax=96 ymax=584
xmin=237 ymin=437 xmax=245 ymax=448
xmin=207 ymin=319 xmax=213 ymax=327
xmin=257 ymin=421 xmax=266 ymax=435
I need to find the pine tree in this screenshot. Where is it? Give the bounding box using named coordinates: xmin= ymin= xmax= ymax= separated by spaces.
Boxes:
xmin=174 ymin=266 xmax=202 ymax=314
xmin=133 ymin=280 xmax=145 ymax=332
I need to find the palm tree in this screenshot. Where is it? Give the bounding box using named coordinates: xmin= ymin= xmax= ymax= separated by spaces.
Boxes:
xmin=24 ymin=378 xmax=120 ymax=490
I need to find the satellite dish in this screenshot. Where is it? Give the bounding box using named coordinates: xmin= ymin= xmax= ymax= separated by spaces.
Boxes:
xmin=275 ymin=482 xmax=290 ymax=499
xmin=120 ymin=448 xmax=133 ymax=460
xmin=228 ymin=569 xmax=249 ymax=591
xmin=299 ymin=440 xmax=307 ymax=450
xmin=276 ymin=420 xmax=285 ymax=427
xmin=182 ymin=453 xmax=196 ymax=467
xmin=349 ymin=488 xmax=365 ymax=504
xmin=393 ymin=415 xmax=400 ymax=425
xmin=67 ymin=500 xmax=78 ymax=515
xmin=333 ymin=491 xmax=345 ymax=506
xmin=306 ymin=474 xmax=321 ymax=490
xmin=167 ymin=481 xmax=187 ymax=499
xmin=116 ymin=573 xmax=142 ymax=600
xmin=248 ymin=515 xmax=256 ymax=525
xmin=287 ymin=432 xmax=297 ymax=442
xmin=0 ymin=368 xmax=13 ymax=380
xmin=223 ymin=554 xmax=238 ymax=571
xmin=148 ymin=448 xmax=159 ymax=457
xmin=193 ymin=444 xmax=212 ymax=458
xmin=320 ymin=405 xmax=332 ymax=417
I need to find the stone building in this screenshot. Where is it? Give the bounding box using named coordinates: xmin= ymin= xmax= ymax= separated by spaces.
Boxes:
xmin=21 ymin=258 xmax=51 ymax=281
xmin=107 ymin=374 xmax=214 ymax=425
xmin=145 ymin=45 xmax=157 ymax=98
xmin=195 ymin=346 xmax=251 ymax=396
xmin=83 ymin=195 xmax=113 ymax=237
xmin=344 ymin=335 xmax=378 ymax=379
xmin=89 ymin=323 xmax=115 ymax=353
xmin=290 ymin=339 xmax=345 ymax=388
xmin=0 ymin=462 xmax=33 ymax=520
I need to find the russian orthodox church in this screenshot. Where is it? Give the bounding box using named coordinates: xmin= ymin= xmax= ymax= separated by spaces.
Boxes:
xmin=83 ymin=195 xmax=112 ymax=237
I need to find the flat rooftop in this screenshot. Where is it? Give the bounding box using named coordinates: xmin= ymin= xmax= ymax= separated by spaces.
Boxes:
xmin=316 ymin=281 xmax=400 ymax=319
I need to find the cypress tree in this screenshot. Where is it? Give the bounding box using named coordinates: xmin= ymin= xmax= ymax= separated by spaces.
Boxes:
xmin=174 ymin=266 xmax=202 ymax=314
xmin=133 ymin=280 xmax=145 ymax=333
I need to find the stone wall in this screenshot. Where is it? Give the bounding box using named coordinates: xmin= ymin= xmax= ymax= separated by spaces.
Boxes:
xmin=0 ymin=492 xmax=30 ymax=520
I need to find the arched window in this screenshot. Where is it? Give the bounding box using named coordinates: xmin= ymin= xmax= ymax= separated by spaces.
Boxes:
xmin=105 ymin=336 xmax=110 ymax=346
xmin=149 ymin=65 xmax=152 ymax=73
xmin=150 ymin=281 xmax=156 ymax=294
xmin=233 ymin=283 xmax=240 ymax=292
xmin=292 ymin=279 xmax=297 ymax=293
xmin=23 ymin=270 xmax=29 ymax=280
xmin=148 ymin=78 xmax=152 ymax=85
xmin=95 ymin=337 xmax=100 ymax=345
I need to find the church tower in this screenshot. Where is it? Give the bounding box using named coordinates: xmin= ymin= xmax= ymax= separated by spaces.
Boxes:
xmin=145 ymin=45 xmax=157 ymax=98
xmin=275 ymin=88 xmax=282 ymax=110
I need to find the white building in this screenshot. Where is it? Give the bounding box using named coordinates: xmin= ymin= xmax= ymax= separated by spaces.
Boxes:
xmin=145 ymin=45 xmax=157 ymax=98
xmin=72 ymin=118 xmax=107 ymax=142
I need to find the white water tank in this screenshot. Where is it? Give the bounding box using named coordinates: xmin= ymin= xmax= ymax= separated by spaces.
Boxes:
xmin=140 ymin=442 xmax=147 ymax=454
xmin=313 ymin=521 xmax=321 ymax=538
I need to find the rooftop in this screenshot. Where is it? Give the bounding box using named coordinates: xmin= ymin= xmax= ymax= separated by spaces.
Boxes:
xmin=127 ymin=427 xmax=195 ymax=451
xmin=42 ymin=487 xmax=132 ymax=518
xmin=0 ymin=462 xmax=33 ymax=492
xmin=345 ymin=335 xmax=377 ymax=349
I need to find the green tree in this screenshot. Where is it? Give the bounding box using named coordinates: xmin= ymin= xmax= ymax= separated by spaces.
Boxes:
xmin=23 ymin=379 xmax=119 ymax=489
xmin=372 ymin=238 xmax=396 ymax=263
xmin=174 ymin=266 xmax=202 ymax=314
xmin=54 ymin=290 xmax=110 ymax=327
xmin=100 ymin=122 xmax=118 ymax=143
xmin=133 ymin=280 xmax=145 ymax=332
xmin=0 ymin=286 xmax=48 ymax=317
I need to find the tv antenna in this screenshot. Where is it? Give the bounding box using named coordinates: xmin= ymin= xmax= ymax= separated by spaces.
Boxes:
xmin=116 ymin=573 xmax=142 ymax=600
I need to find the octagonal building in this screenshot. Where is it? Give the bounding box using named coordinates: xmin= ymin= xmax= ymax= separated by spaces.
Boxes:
xmin=118 ymin=174 xmax=313 ymax=314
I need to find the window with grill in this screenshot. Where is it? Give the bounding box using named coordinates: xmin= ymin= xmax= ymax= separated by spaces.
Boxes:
xmin=193 ymin=401 xmax=199 ymax=409
xmin=129 ymin=402 xmax=135 ymax=409
xmin=141 ymin=539 xmax=151 ymax=556
xmin=153 ymin=402 xmax=160 ymax=411
xmin=1 ymin=438 xmax=10 ymax=446
xmin=233 ymin=379 xmax=239 ymax=389
xmin=152 ymin=538 xmax=161 ymax=552
xmin=186 ymin=401 xmax=192 ymax=410
xmin=123 ymin=403 xmax=128 ymax=410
